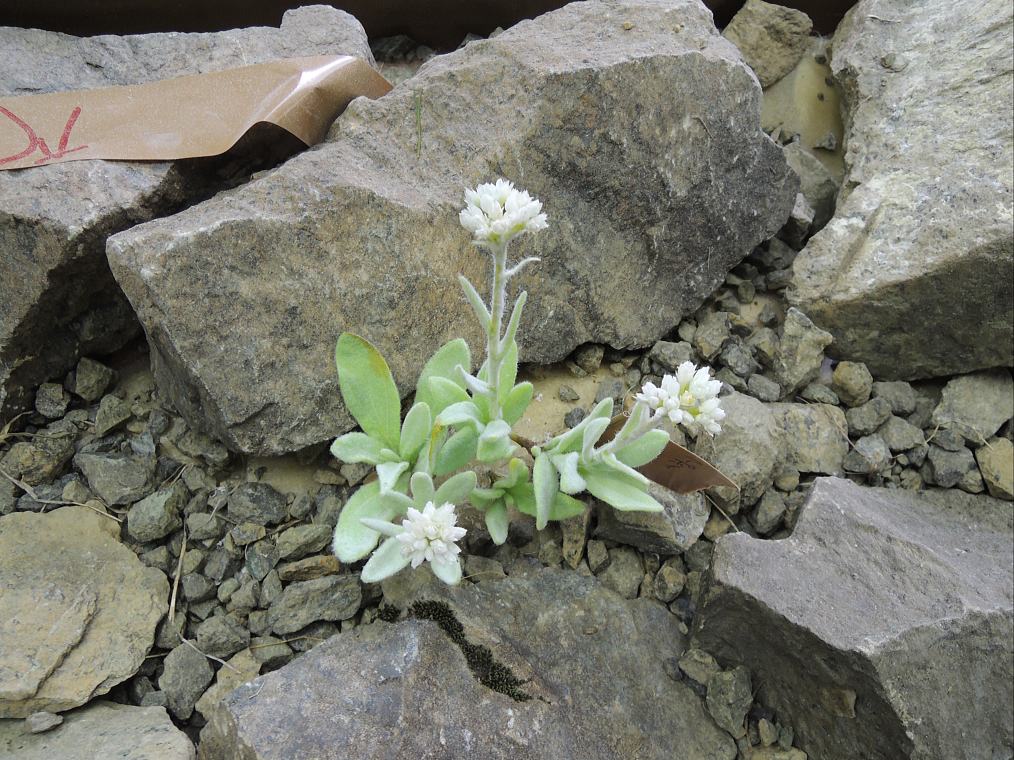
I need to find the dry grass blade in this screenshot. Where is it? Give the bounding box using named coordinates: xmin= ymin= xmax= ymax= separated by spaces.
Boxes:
xmin=0 ymin=412 xmax=31 ymax=446
xmin=0 ymin=467 xmax=122 ymax=522
xmin=167 ymin=528 xmax=239 ymax=674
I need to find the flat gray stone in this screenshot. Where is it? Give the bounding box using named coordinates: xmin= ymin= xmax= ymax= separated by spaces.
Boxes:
xmin=931 ymin=370 xmax=1014 ymax=443
xmin=107 ymin=0 xmax=796 ymax=455
xmin=768 ymin=402 xmax=847 ymax=475
xmin=127 ymin=481 xmax=187 ymax=543
xmin=0 ymin=507 xmax=168 ymax=718
xmin=0 ymin=701 xmax=194 ymax=760
xmin=695 ymin=477 xmax=1013 ymax=760
xmin=267 ymin=575 xmax=361 ymax=635
xmin=0 ymin=6 xmax=375 ymax=422
xmin=227 ymin=483 xmax=288 ymax=526
xmin=770 ymin=308 xmax=832 ymax=395
xmin=692 ymin=392 xmax=783 ymax=512
xmin=789 ymin=0 xmax=1013 ymax=379
xmin=593 ymin=484 xmax=709 ymax=555
xmin=159 ymin=644 xmax=214 ymax=721
xmin=200 ymin=568 xmax=736 ymax=759
xmin=73 ymin=450 xmax=156 ymax=506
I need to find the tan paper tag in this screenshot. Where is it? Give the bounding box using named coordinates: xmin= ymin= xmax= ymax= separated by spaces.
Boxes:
xmin=0 ymin=55 xmax=390 ymax=170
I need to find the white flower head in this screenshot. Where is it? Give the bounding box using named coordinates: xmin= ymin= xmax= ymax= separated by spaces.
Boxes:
xmin=459 ymin=178 xmax=548 ymax=246
xmin=396 ymin=501 xmax=467 ymax=569
xmin=634 ymin=361 xmax=725 ymax=435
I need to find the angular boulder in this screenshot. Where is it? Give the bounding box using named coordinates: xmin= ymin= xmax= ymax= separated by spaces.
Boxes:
xmin=0 ymin=6 xmax=374 ymax=420
xmin=107 ymin=0 xmax=798 ymax=455
xmin=788 ymin=0 xmax=1014 ymax=379
xmin=0 ymin=701 xmax=195 ymax=760
xmin=694 ymin=477 xmax=1014 ymax=759
xmin=199 ymin=568 xmax=736 ymax=759
xmin=722 ymin=0 xmax=813 ymax=87
xmin=0 ymin=507 xmax=169 ymax=717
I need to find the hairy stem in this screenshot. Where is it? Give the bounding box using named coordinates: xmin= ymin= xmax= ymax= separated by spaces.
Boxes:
xmin=485 ymin=240 xmax=509 ymax=419
xmin=598 ymin=403 xmax=658 ymax=456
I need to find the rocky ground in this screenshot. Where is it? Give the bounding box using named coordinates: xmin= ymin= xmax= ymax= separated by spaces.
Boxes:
xmin=1 ymin=0 xmax=1012 ymax=759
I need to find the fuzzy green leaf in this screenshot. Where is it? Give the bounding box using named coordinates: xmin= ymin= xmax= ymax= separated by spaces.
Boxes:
xmin=435 ymin=400 xmax=483 ymax=430
xmin=416 ymin=339 xmax=471 ymax=415
xmin=399 ymin=402 xmax=432 ymax=462
xmin=434 ymin=428 xmax=478 ymax=476
xmin=502 ymin=381 xmax=534 ymax=425
xmin=360 ymin=536 xmax=411 ymax=583
xmin=498 ymin=341 xmax=519 ymax=405
xmin=430 ymin=556 xmax=463 ymax=585
xmin=493 ymin=458 xmax=529 ymax=491
xmin=434 ymin=470 xmax=478 ymax=506
xmin=549 ymin=492 xmax=587 ymax=520
xmin=471 ymin=487 xmax=505 ymax=503
xmin=476 ymin=420 xmax=516 ymax=462
xmin=502 ymin=291 xmax=527 ymax=349
xmin=511 ymin=483 xmax=586 ymax=521
xmin=330 ymin=432 xmax=385 ymax=465
xmin=532 ymin=452 xmax=559 ymax=530
xmin=332 ymin=481 xmax=403 ymax=562
xmin=428 ymin=376 xmax=471 ymax=414
xmin=335 ymin=333 xmax=401 ymax=451
xmin=548 ymin=397 xmax=614 ymax=454
xmin=552 ymin=451 xmax=587 ymax=494
xmin=582 ymin=463 xmax=664 ymax=512
xmin=484 ymin=502 xmax=509 ymax=545
xmin=458 ymin=275 xmax=491 ymax=330
xmin=614 ymin=429 xmax=670 ymax=468
xmin=410 ymin=471 xmax=435 ymax=504
xmin=377 ymin=461 xmax=409 ymax=493
xmin=582 ymin=416 xmax=611 ymax=461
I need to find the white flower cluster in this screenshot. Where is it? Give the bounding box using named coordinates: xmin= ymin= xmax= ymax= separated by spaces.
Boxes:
xmin=459 ymin=178 xmax=548 ymax=246
xmin=635 ymin=361 xmax=726 ymax=435
xmin=396 ymin=501 xmax=467 ymax=569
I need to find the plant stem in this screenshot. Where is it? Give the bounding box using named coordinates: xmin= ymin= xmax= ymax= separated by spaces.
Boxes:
xmin=485 ymin=240 xmax=509 ymax=419
xmin=598 ymin=403 xmax=658 ymax=455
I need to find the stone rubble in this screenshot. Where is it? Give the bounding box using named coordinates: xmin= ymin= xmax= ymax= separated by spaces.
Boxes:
xmin=0 ymin=0 xmax=1010 ymax=757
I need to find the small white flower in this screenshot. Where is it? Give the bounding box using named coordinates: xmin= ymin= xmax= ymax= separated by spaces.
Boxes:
xmin=459 ymin=178 xmax=548 ymax=246
xmin=634 ymin=361 xmax=725 ymax=435
xmin=359 ymin=501 xmax=467 ymax=585
xmin=634 ymin=380 xmax=667 ymax=411
xmin=397 ymin=501 xmax=467 ymax=568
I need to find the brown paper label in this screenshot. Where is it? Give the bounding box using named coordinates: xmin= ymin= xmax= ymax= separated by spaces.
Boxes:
xmin=0 ymin=56 xmax=391 ymax=170
xmin=601 ymin=414 xmax=737 ymax=494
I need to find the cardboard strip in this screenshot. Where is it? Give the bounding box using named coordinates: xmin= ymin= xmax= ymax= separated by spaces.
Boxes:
xmin=600 ymin=414 xmax=738 ymax=494
xmin=0 ymin=55 xmax=391 ymax=170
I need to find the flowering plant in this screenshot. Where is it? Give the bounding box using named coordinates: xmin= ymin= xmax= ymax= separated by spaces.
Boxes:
xmin=330 ymin=180 xmax=724 ymax=584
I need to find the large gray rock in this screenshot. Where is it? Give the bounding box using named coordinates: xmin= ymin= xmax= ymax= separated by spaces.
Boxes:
xmin=199 ymin=568 xmax=736 ymax=759
xmin=107 ymin=0 xmax=798 ymax=456
xmin=789 ymin=0 xmax=1014 ymax=379
xmin=0 ymin=6 xmax=375 ymax=421
xmin=0 ymin=507 xmax=169 ymax=717
xmin=694 ymin=477 xmax=1013 ymax=759
xmin=0 ymin=701 xmax=195 ymax=760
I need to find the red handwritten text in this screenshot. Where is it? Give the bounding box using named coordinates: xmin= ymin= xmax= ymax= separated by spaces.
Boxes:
xmin=0 ymin=105 xmax=88 ymax=166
